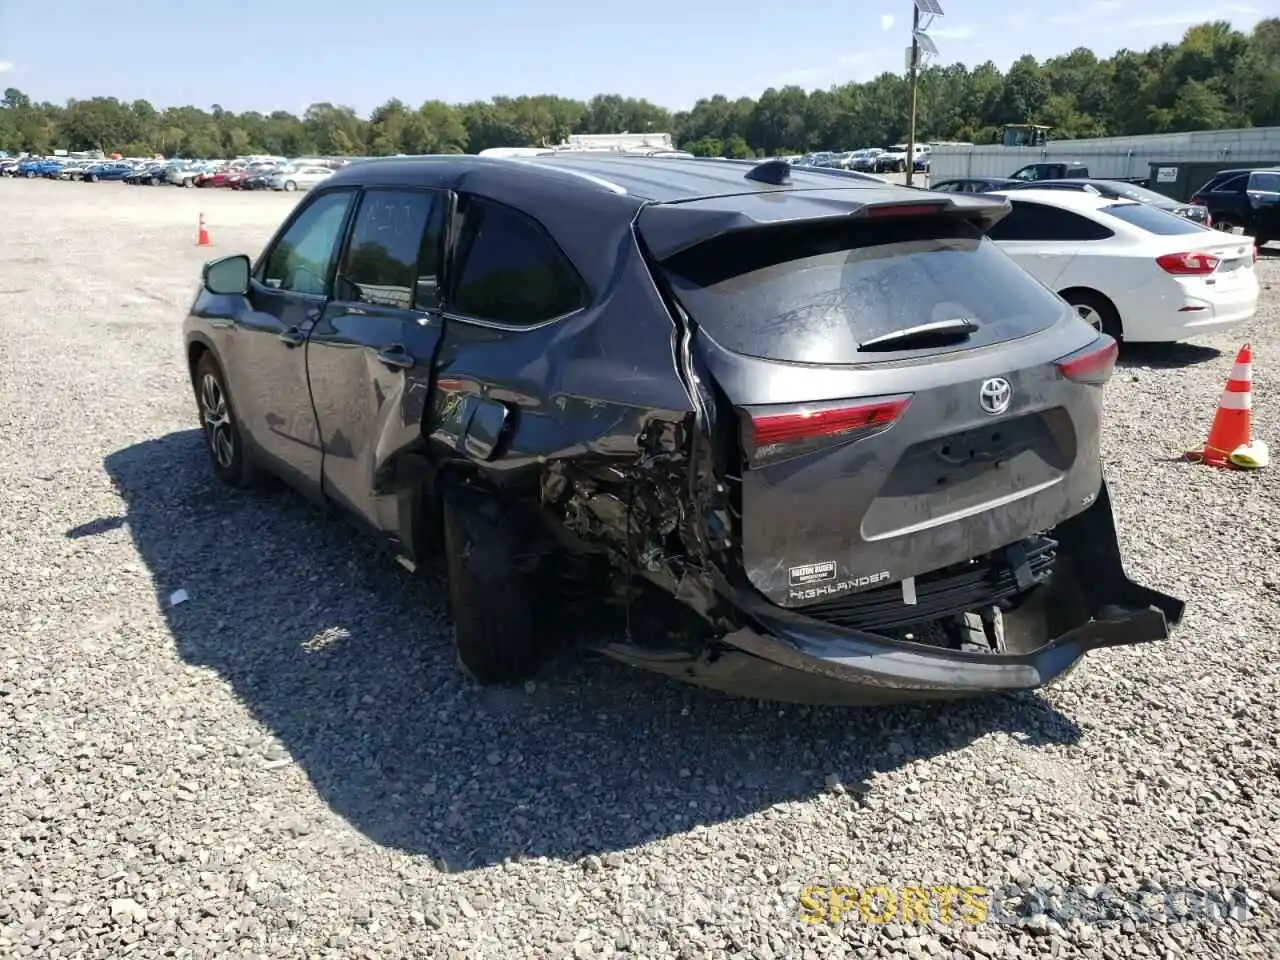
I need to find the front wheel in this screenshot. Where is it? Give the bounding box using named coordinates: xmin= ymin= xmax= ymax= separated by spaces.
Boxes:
xmin=1063 ymin=289 xmax=1122 ymax=341
xmin=441 ymin=488 xmax=545 ymax=684
xmin=283 ymin=180 xmax=297 ymax=192
xmin=194 ymin=352 xmax=258 ymax=487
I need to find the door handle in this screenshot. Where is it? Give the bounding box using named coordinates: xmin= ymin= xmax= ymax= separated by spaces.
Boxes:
xmin=376 ymin=344 xmax=416 ymax=369
xmin=278 ymin=327 xmax=305 ymax=346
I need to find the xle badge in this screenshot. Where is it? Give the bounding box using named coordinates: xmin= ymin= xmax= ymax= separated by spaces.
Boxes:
xmin=788 ymin=561 xmax=838 ymax=587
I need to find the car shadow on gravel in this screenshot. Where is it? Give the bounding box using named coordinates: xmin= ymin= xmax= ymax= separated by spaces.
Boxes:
xmin=1118 ymin=342 xmax=1221 ymax=369
xmin=101 ymin=430 xmax=1083 ymax=871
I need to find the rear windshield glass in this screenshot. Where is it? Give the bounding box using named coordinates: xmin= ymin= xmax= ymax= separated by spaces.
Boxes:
xmin=658 ymin=218 xmax=1068 ymax=365
xmin=1100 ymin=202 xmax=1206 ymax=235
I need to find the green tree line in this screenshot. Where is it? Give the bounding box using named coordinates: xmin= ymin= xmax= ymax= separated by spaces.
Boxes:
xmin=2 ymin=19 xmax=1277 ymax=160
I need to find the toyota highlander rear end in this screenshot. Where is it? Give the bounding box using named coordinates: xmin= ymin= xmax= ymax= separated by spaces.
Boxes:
xmin=613 ymin=188 xmax=1184 ymax=704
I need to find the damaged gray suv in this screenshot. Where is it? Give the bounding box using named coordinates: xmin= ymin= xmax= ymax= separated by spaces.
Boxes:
xmin=183 ymin=153 xmax=1184 ymax=706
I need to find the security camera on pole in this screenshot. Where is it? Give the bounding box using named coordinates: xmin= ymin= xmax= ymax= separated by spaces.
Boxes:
xmin=905 ymin=0 xmax=942 ymax=187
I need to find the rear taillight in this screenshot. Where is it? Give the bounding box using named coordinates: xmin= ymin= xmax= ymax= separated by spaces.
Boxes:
xmin=1189 ymin=194 xmax=1203 ymax=205
xmin=1055 ymin=337 xmax=1119 ymax=385
xmin=740 ymin=395 xmax=912 ymax=466
xmin=1156 ymin=251 xmax=1220 ymax=275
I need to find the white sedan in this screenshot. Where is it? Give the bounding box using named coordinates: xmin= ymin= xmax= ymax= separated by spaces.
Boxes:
xmin=267 ymin=165 xmax=334 ymax=192
xmin=985 ymin=188 xmax=1258 ymax=343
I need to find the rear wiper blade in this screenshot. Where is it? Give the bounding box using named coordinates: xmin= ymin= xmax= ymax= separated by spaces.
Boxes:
xmin=858 ymin=318 xmax=979 ymax=352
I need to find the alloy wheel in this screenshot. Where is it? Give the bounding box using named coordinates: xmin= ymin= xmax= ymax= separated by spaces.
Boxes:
xmin=199 ymin=373 xmax=235 ymax=469
xmin=1075 ymin=304 xmax=1103 ymax=331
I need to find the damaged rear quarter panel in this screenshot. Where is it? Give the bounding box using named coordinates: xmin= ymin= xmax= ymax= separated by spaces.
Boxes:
xmin=426 ymin=226 xmax=696 ymax=482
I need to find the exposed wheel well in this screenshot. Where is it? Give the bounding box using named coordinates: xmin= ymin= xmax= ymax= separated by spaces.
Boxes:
xmin=187 ymin=342 xmax=210 ymax=387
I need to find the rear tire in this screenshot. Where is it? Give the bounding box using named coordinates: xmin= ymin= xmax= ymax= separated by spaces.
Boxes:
xmin=1061 ymin=289 xmax=1122 ymax=341
xmin=284 ymin=180 xmax=297 ymax=192
xmin=193 ymin=352 xmax=258 ymax=488
xmin=441 ymin=487 xmax=544 ymax=684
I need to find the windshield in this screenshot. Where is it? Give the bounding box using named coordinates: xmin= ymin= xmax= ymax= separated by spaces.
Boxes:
xmin=659 ymin=218 xmax=1066 ymax=365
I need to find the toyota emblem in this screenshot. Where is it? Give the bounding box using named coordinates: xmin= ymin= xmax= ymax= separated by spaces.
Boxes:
xmin=979 ymin=377 xmax=1012 ymax=416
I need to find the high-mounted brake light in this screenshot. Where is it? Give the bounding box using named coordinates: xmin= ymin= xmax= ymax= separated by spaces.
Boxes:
xmin=1157 ymin=251 xmax=1220 ymax=275
xmin=862 ymin=201 xmax=949 ymax=219
xmin=1055 ymin=337 xmax=1119 ymax=384
xmin=741 ymin=396 xmax=913 ymax=466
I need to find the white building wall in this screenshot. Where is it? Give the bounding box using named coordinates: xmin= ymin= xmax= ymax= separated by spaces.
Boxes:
xmin=928 ymin=127 xmax=1280 ymax=181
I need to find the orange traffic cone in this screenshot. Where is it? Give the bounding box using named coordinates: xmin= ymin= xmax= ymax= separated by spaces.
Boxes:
xmin=1187 ymin=343 xmax=1253 ymax=467
xmin=197 ymin=213 xmax=210 ymax=247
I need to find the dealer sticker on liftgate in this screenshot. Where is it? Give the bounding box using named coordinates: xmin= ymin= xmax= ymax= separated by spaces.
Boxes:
xmin=788 ymin=561 xmax=838 ymax=587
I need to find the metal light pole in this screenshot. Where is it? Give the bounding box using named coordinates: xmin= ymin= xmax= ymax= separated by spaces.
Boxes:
xmin=905 ymin=6 xmax=920 ymax=187
xmin=905 ymin=0 xmax=943 ymax=188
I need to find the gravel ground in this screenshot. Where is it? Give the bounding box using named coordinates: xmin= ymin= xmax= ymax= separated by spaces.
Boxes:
xmin=1 ymin=177 xmax=1278 ymax=960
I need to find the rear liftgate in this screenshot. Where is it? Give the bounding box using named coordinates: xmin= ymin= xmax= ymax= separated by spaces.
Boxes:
xmin=605 ymin=190 xmax=1185 ymax=704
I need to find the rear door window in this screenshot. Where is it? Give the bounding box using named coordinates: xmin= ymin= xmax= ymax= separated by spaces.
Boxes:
xmin=1099 ymin=202 xmax=1207 ymax=235
xmin=1249 ymin=172 xmax=1280 ymax=193
xmin=336 ymin=188 xmax=446 ymax=311
xmin=658 ymin=218 xmax=1069 ymax=365
xmin=1208 ymin=174 xmax=1249 ymax=194
xmin=985 ymin=200 xmax=1114 ymax=241
xmin=448 ymin=196 xmax=586 ymax=326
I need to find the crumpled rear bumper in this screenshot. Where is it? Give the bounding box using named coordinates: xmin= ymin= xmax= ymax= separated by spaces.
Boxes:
xmin=602 ymin=480 xmax=1185 ymax=706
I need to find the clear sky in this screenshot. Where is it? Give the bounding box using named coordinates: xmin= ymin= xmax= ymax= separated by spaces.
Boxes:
xmin=0 ymin=0 xmax=1268 ymax=116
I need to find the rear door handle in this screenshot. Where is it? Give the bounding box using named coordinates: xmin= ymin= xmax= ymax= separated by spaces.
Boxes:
xmin=278 ymin=327 xmax=305 ymax=346
xmin=377 ymin=344 xmax=416 ymax=369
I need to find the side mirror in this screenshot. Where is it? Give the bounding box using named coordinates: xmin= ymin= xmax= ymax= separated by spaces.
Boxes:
xmin=203 ymin=255 xmax=251 ymax=296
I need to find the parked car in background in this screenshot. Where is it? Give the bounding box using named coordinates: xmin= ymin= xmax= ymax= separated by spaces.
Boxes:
xmin=986 ymin=188 xmax=1258 ymax=342
xmin=1190 ymin=168 xmax=1280 ymax=247
xmin=267 ymin=164 xmax=333 ymax=191
xmin=1008 ymin=162 xmax=1091 ymax=182
xmin=929 ymin=177 xmax=1021 ymax=193
xmin=81 ymin=161 xmax=137 ymax=182
xmin=851 ymin=148 xmax=883 ymax=172
xmin=195 ymin=166 xmax=239 ymax=188
xmin=18 ymin=157 xmax=64 ymax=178
xmin=167 ymin=161 xmax=213 ymax=187
xmin=0 ymin=158 xmax=18 ymax=177
xmin=874 ymin=145 xmax=913 ymax=173
xmin=238 ymin=167 xmax=280 ymax=190
xmin=1005 ymin=178 xmax=1212 ymax=226
xmin=226 ymin=162 xmax=276 ymax=188
xmin=124 ymin=162 xmax=168 ymax=185
xmin=56 ymin=160 xmax=95 ymax=181
xmin=182 ymin=153 xmax=1181 ymax=707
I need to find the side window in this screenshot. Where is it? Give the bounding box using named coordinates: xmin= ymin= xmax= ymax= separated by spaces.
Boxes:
xmin=336 ymin=189 xmax=446 ymax=311
xmin=448 ymin=197 xmax=586 ymax=326
xmin=261 ymin=190 xmax=354 ymax=296
xmin=986 ymin=200 xmax=1113 ymax=241
xmin=1211 ymin=174 xmax=1249 ymax=194
xmin=1249 ymin=172 xmax=1280 ymax=193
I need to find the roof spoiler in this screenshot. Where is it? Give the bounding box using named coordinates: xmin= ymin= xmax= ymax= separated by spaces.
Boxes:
xmin=637 ymin=192 xmax=1013 ymax=261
